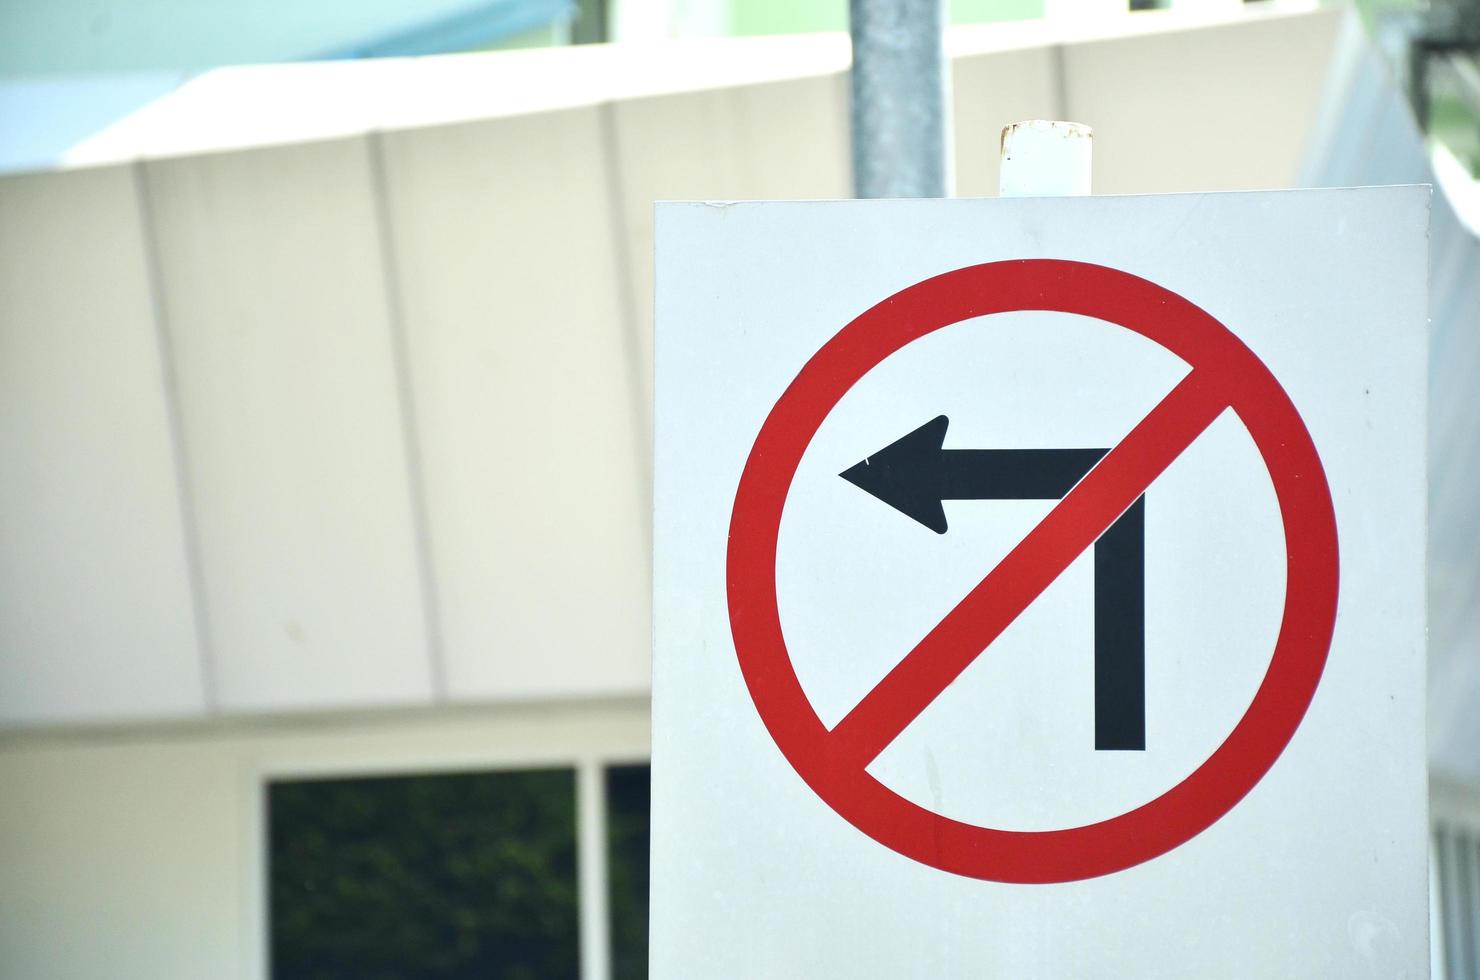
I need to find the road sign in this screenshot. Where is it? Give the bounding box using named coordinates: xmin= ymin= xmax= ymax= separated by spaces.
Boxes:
xmin=653 ymin=190 xmax=1427 ymax=977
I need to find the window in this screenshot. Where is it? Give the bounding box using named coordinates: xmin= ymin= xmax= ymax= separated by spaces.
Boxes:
xmin=605 ymin=764 xmax=650 ymax=980
xmin=269 ymin=768 xmax=579 ymax=979
xmin=268 ymin=762 xmax=650 ymax=980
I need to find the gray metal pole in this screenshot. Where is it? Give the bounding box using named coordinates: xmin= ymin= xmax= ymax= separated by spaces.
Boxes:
xmin=849 ymin=0 xmax=949 ymax=198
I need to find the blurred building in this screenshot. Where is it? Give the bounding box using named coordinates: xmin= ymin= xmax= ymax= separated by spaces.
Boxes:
xmin=1 ymin=2 xmax=1478 ymax=978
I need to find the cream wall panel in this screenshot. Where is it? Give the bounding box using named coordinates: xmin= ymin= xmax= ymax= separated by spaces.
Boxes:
xmin=609 ymin=73 xmax=852 ymax=414
xmin=952 ymin=47 xmax=1060 ymax=198
xmin=0 ymin=167 xmax=205 ymax=724
xmin=378 ymin=110 xmax=651 ymax=699
xmin=0 ymin=741 xmax=245 ymax=980
xmin=1062 ymin=9 xmax=1341 ymax=194
xmin=144 ymin=139 xmax=433 ymax=711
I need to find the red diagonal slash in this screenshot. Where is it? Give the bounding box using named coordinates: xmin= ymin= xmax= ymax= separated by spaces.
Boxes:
xmin=829 ymin=369 xmax=1229 ymax=768
xmin=725 ymin=259 xmax=1338 ymax=883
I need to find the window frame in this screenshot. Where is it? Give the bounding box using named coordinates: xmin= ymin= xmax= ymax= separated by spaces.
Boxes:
xmin=1431 ymin=775 xmax=1480 ymax=980
xmin=238 ymin=699 xmax=649 ymax=980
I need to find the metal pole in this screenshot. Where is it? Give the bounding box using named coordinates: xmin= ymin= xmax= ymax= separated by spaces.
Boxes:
xmin=849 ymin=0 xmax=949 ymax=198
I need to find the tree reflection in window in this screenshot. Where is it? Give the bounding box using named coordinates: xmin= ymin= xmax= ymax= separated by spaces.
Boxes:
xmin=269 ymin=767 xmax=579 ymax=980
xmin=605 ymin=764 xmax=650 ymax=980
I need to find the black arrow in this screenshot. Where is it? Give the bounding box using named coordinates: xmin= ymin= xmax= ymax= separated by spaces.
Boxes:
xmin=839 ymin=415 xmax=1107 ymax=534
xmin=840 ymin=415 xmax=1145 ymax=751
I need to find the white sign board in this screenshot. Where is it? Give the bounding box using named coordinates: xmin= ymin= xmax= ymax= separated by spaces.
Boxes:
xmin=652 ymin=188 xmax=1428 ymax=977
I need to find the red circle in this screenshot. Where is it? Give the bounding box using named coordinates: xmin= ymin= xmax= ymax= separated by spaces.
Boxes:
xmin=726 ymin=259 xmax=1339 ymax=884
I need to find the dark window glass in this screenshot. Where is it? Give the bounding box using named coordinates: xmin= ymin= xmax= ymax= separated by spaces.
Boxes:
xmin=605 ymin=764 xmax=650 ymax=980
xmin=269 ymin=768 xmax=578 ymax=980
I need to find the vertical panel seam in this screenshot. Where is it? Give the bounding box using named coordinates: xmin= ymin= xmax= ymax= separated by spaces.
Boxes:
xmin=365 ymin=131 xmax=450 ymax=703
xmin=1049 ymin=42 xmax=1071 ymax=127
xmin=131 ymin=160 xmax=221 ymax=716
xmin=596 ymin=101 xmax=654 ymax=546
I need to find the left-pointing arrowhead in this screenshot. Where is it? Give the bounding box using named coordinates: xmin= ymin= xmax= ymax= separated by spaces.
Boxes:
xmin=840 ymin=415 xmax=951 ymax=534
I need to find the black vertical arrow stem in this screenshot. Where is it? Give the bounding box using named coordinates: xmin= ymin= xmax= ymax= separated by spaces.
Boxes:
xmin=1094 ymin=497 xmax=1145 ymax=751
xmin=840 ymin=415 xmax=1147 ymax=751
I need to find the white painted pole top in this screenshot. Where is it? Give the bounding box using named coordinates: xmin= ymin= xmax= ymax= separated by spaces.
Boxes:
xmin=998 ymin=120 xmax=1093 ymax=197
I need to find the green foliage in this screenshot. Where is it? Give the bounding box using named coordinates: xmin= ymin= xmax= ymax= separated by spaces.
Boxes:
xmin=1431 ymin=90 xmax=1480 ymax=178
xmin=604 ymin=765 xmax=651 ymax=980
xmin=729 ymin=0 xmax=1043 ymax=38
xmin=270 ymin=768 xmax=580 ymax=980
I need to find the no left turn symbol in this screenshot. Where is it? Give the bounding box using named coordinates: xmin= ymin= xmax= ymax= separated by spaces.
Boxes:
xmin=726 ymin=259 xmax=1340 ymax=884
